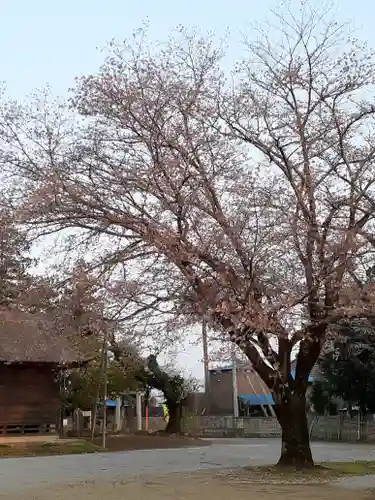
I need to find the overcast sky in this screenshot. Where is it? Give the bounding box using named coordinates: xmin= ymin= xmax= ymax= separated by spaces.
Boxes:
xmin=1 ymin=0 xmax=374 ymax=380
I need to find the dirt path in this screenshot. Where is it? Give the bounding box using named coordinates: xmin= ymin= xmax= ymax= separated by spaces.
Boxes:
xmin=2 ymin=471 xmax=374 ymax=500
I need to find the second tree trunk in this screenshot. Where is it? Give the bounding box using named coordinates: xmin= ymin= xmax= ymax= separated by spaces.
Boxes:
xmin=275 ymin=393 xmax=314 ymax=468
xmin=165 ymin=401 xmax=183 ymax=434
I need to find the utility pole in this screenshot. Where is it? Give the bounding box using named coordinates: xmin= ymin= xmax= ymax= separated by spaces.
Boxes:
xmin=135 ymin=391 xmax=142 ymax=431
xmin=101 ymin=329 xmax=108 ymax=449
xmin=115 ymin=396 xmax=122 ymax=432
xmin=231 ymin=347 xmax=239 ymax=418
xmin=91 ymin=331 xmax=107 ymax=442
xmin=202 ymin=318 xmax=210 ymax=395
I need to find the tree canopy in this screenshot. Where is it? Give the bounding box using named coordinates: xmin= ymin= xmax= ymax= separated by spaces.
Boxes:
xmin=3 ymin=2 xmax=375 ymax=466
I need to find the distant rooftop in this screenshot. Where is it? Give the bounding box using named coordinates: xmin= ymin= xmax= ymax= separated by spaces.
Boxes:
xmin=210 ymin=360 xmax=314 ymax=381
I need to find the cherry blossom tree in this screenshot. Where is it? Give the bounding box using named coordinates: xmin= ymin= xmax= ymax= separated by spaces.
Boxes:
xmin=0 ymin=209 xmax=34 ymax=307
xmin=3 ymin=2 xmax=375 ymax=467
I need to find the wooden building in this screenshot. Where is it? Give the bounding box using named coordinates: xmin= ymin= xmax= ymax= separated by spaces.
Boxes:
xmin=0 ymin=310 xmax=89 ymax=435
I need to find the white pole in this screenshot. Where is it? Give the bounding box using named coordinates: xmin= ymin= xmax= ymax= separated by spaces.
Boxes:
xmin=202 ymin=319 xmax=210 ymax=395
xmin=357 ymin=411 xmax=361 ymax=441
xmin=115 ymin=396 xmax=122 ymax=432
xmin=136 ymin=391 xmax=142 ymax=431
xmin=232 ymin=349 xmax=239 ymax=418
xmin=102 ymin=331 xmax=108 ymax=449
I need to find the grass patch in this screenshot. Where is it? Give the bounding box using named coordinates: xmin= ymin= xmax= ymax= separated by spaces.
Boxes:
xmin=219 ymin=461 xmax=375 ymax=485
xmin=0 ymin=433 xmax=206 ymax=458
xmin=322 ymin=461 xmax=375 ymax=476
xmin=38 ymin=440 xmax=102 ymax=455
xmin=245 ymin=461 xmax=375 ymax=477
xmin=0 ymin=440 xmax=102 ymax=458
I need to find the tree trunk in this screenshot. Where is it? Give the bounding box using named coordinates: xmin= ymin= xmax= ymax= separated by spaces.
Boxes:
xmin=165 ymin=401 xmax=183 ymax=434
xmin=275 ymin=393 xmax=314 ymax=468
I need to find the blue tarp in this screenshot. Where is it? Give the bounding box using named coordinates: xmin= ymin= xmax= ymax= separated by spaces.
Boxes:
xmin=239 ymin=372 xmax=313 ymax=406
xmin=290 ymin=370 xmax=313 ymax=382
xmin=105 ymin=400 xmax=117 ymax=407
xmin=239 ymin=394 xmax=275 ymax=405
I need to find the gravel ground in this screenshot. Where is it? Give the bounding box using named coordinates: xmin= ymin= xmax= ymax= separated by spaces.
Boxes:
xmin=2 ymin=471 xmax=374 ymax=500
xmin=336 ymin=475 xmax=375 ymax=489
xmin=1 ymin=438 xmax=375 ymax=497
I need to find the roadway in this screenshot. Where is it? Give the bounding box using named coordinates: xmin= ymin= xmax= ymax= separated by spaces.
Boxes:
xmin=2 ymin=438 xmax=375 ymax=494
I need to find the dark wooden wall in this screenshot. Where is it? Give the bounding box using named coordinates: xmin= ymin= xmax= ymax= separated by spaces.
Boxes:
xmin=0 ymin=364 xmax=60 ymax=431
xmin=208 ymin=370 xmax=234 ymax=415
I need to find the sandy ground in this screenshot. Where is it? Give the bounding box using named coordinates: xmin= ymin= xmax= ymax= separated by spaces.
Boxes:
xmin=2 ymin=471 xmax=374 ymax=500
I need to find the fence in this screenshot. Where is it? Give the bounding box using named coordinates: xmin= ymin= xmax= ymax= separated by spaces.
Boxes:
xmin=67 ymin=409 xmax=375 ymax=442
xmin=308 ymin=415 xmax=375 ymax=441
xmin=190 ymin=415 xmax=375 ymax=442
xmin=142 ymin=414 xmax=375 ymax=442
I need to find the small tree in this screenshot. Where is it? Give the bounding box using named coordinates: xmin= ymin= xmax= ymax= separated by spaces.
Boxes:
xmin=56 ymin=264 xmax=145 ymax=424
xmin=61 ymin=356 xmax=141 ymax=413
xmin=139 ymin=355 xmax=196 ymax=434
